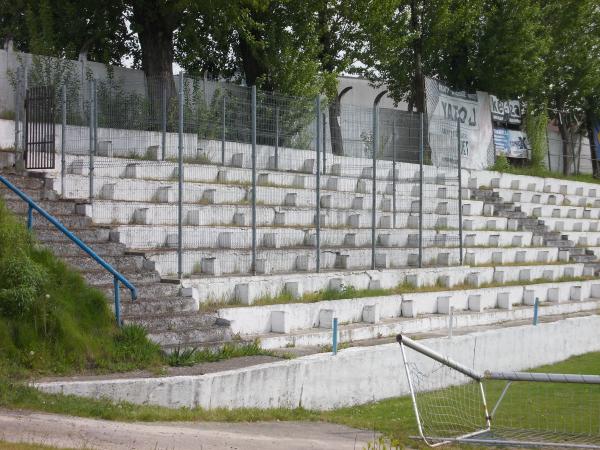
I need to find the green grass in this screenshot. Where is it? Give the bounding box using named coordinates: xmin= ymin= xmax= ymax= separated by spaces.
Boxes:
xmin=1 ymin=351 xmax=598 ymax=448
xmin=0 ymin=442 xmax=76 ymax=450
xmin=166 ymin=340 xmax=284 ymax=366
xmin=491 ymin=159 xmax=600 ymax=186
xmin=0 ymin=198 xmax=164 ymax=378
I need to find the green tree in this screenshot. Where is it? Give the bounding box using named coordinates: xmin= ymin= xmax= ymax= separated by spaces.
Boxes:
xmin=542 ymin=0 xmax=600 ymax=174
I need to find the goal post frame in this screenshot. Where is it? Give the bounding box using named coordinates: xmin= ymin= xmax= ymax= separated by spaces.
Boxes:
xmin=396 ymin=333 xmax=600 ymax=449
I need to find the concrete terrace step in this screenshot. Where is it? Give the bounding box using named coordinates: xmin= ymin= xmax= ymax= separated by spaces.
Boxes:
xmin=258 ymin=299 xmax=600 ymax=349
xmin=217 ymin=279 xmax=600 ymax=339
xmin=123 ymin=311 xmax=219 ymax=333
xmin=119 ymin=296 xmax=199 ymax=316
xmin=3 ymin=198 xmax=79 ymax=216
xmin=147 ymin=323 xmax=232 ymax=348
xmin=30 ymin=227 xmax=112 ymax=243
xmin=82 ymin=268 xmax=161 ymax=286
xmin=60 ymin=254 xmax=149 ymax=273
xmin=38 ymin=240 xmax=126 ymax=257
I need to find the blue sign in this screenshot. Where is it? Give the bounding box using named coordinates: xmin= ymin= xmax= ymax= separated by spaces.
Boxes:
xmin=593 ymin=120 xmax=600 ymax=160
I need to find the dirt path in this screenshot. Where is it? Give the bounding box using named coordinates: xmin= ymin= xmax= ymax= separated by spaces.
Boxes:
xmin=0 ymin=409 xmax=376 ymax=450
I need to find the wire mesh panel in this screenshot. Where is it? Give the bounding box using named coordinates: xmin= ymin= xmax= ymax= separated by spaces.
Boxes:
xmin=400 ymin=335 xmax=600 ymax=448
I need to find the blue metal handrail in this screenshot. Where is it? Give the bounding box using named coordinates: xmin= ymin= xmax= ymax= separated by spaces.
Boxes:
xmin=0 ymin=175 xmax=137 ymax=325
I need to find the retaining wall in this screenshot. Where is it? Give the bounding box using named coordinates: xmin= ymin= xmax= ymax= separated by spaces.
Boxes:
xmin=36 ymin=315 xmax=600 ymax=410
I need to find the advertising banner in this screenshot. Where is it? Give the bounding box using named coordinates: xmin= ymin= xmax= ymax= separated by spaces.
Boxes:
xmin=490 ymin=96 xmax=522 ymax=125
xmin=426 ymin=77 xmax=494 ymax=169
xmin=493 ymin=127 xmax=530 ymax=158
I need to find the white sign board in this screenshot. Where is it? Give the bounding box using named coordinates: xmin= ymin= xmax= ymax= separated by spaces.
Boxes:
xmin=490 ymin=96 xmax=522 ymax=124
xmin=493 ymin=128 xmax=530 ymax=158
xmin=426 ymin=78 xmax=494 ymax=169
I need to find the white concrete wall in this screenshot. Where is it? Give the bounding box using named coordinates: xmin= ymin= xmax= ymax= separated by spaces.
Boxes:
xmin=36 ymin=315 xmax=600 ymax=410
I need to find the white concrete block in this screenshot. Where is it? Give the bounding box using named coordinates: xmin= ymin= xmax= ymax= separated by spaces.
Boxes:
xmin=437 ymin=187 xmax=447 ymax=199
xmin=344 ymin=233 xmax=358 ymax=247
xmin=512 ymin=192 xmax=522 ymax=203
xmin=486 ymin=219 xmax=496 ymax=230
xmin=510 ymin=180 xmax=520 ymax=190
xmin=100 ymin=183 xmax=116 ymax=200
xmin=570 ymin=286 xmax=583 ymax=302
xmin=285 ymin=281 xmax=303 ymax=299
xmin=542 ymin=269 xmax=555 ymax=280
xmin=584 ymin=266 xmax=595 ymax=277
xmin=437 ymin=296 xmax=452 ymax=314
xmin=133 ymin=208 xmax=149 ymax=225
xmin=274 ymin=212 xmax=286 ymax=226
xmin=483 ymin=204 xmax=495 ymax=216
xmin=329 ymin=278 xmax=344 ymax=291
xmin=97 ymin=141 xmax=113 ymax=157
xmin=493 ymin=271 xmax=505 ymax=283
xmin=492 ymin=252 xmax=504 ymax=264
xmin=462 ymin=203 xmax=472 ymax=216
xmin=255 ymin=259 xmax=271 ymax=275
xmin=156 ymin=186 xmax=175 ymax=203
xmin=512 ymin=235 xmax=523 ymax=247
xmin=302 ymin=159 xmax=315 ymax=174
xmin=235 ymin=283 xmax=254 ymax=305
xmin=436 ymin=202 xmax=448 ymax=215
xmin=263 ymin=233 xmax=279 ymax=248
xmin=567 ymin=209 xmax=577 ymax=219
xmin=231 ymin=153 xmax=244 ymax=167
xmin=547 ymin=287 xmax=563 ymax=303
xmin=362 ymin=304 xmax=380 ymax=324
xmin=330 ymin=164 xmax=342 ymax=176
xmin=438 ymin=276 xmax=451 ymax=288
xmin=523 ymin=289 xmax=537 ymax=306
xmin=563 ymin=267 xmax=575 ymax=278
xmin=497 ymin=292 xmax=512 ymax=310
xmin=466 ymin=272 xmax=480 ymax=287
xmin=379 ymin=216 xmax=392 ymax=229
xmin=507 ymin=219 xmax=519 ymax=231
xmin=318 ymin=309 xmax=334 ymax=328
xmin=515 ymin=251 xmax=526 ymax=263
xmin=293 ymin=175 xmax=307 ymax=188
xmin=271 ymin=311 xmax=289 ymax=333
xmin=552 ymin=208 xmax=561 ymax=218
xmin=527 ymin=183 xmax=536 ymax=191
xmin=368 ymin=279 xmax=382 ymax=290
xmin=558 ymin=250 xmax=570 ymax=262
xmin=335 ymin=253 xmax=350 ymax=269
xmin=145 ymin=145 xmax=159 ymax=160
xmin=233 ymin=212 xmax=246 ymax=226
xmin=468 ymin=295 xmax=483 ymax=312
xmin=284 ymin=193 xmax=297 ymax=207
xmin=401 ymin=300 xmax=418 ymax=318
xmin=437 ymin=253 xmax=450 ymax=266
xmin=532 ymin=236 xmax=544 ymax=246
xmin=348 ymin=214 xmax=361 ymax=228
xmin=532 ymin=194 xmax=541 ymax=203
xmin=352 ymin=197 xmax=364 ymax=210
xmin=406 ymin=274 xmax=422 ymax=288
xmin=584 ymin=209 xmax=592 ymax=219
xmin=464 ymin=234 xmax=476 ymax=246
xmin=375 ymin=253 xmax=389 ymax=269
xmin=519 ymin=269 xmax=531 ymax=282
xmin=537 ymin=251 xmax=549 ymax=263
xmin=548 ymin=195 xmax=557 ymax=205
xmin=296 ymin=255 xmax=310 ymax=271
xmin=217 ymin=232 xmax=233 ymax=249
xmin=202 ymin=257 xmax=221 ymax=276
xmin=326 ymin=177 xmax=338 ymax=191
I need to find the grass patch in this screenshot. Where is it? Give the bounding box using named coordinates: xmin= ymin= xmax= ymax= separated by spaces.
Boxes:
xmin=167 ymin=340 xmax=282 ymax=367
xmin=0 ymin=442 xmax=76 ymax=450
xmin=0 ymin=198 xmax=164 ymax=379
xmin=491 ymin=159 xmax=600 ymax=186
xmin=1 ymin=352 xmax=598 ymax=446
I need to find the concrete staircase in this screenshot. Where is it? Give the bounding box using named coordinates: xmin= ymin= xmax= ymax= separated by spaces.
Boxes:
xmin=0 ymin=170 xmax=232 ymax=351
xmin=471 ymin=188 xmax=599 ymax=265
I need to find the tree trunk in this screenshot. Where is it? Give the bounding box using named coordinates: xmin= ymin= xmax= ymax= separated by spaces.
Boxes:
xmin=557 ymin=115 xmax=571 ymax=175
xmin=410 ymin=0 xmax=425 ymax=114
xmin=131 ymin=1 xmax=178 ymax=131
xmin=329 ymin=100 xmax=344 ymax=156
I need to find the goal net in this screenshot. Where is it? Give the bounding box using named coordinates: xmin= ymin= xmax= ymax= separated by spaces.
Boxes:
xmin=398 ymin=334 xmax=600 ymax=448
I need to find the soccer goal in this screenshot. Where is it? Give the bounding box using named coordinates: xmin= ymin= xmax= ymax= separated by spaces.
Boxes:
xmin=397 ymin=334 xmax=600 ymax=448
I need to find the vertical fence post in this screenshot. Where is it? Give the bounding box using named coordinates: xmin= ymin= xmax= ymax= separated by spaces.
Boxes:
xmin=457 ymin=119 xmax=463 ymax=265
xmin=315 ymin=96 xmax=321 ymax=273
xmin=114 ymin=276 xmax=121 ymax=326
xmin=161 ymin=81 xmax=167 ymax=161
xmin=371 ymin=106 xmax=378 ymax=270
xmin=332 ymin=317 xmax=338 ymax=355
xmin=322 ymin=111 xmax=327 ymax=174
xmin=251 ymin=85 xmax=257 ymax=275
xmin=21 ymin=66 xmax=28 ymax=153
xmin=14 ymin=67 xmax=21 ymax=155
xmin=221 ymin=94 xmax=226 ymax=165
xmin=533 ymin=297 xmax=539 ymax=325
xmin=274 ymin=105 xmax=279 ymax=170
xmin=418 ymin=112 xmax=424 ymax=268
xmin=88 ymin=79 xmax=95 ymax=200
xmin=392 ymin=117 xmax=397 ymax=228
xmin=61 ymin=85 xmax=67 ymax=197
xmin=177 ymin=72 xmax=184 ymax=279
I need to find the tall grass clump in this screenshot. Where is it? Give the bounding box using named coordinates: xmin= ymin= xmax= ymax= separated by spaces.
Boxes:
xmin=0 ymin=199 xmax=162 ymax=378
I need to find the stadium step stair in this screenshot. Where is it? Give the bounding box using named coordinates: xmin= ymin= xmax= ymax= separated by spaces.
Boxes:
xmin=471 ymin=188 xmax=600 ymax=266
xmin=0 ymin=169 xmax=233 ymax=351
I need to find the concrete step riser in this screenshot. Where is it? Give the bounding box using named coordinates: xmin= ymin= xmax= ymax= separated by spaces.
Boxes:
xmin=40 ymin=240 xmax=126 ymax=257
xmin=83 ymin=270 xmax=161 ymax=286
xmin=125 ymin=314 xmax=217 ymax=333
xmin=147 ymin=326 xmax=231 ymax=347
xmin=62 ymin=255 xmax=148 ymax=273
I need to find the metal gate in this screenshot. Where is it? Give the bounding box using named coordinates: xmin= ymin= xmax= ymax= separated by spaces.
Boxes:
xmin=25 ymin=86 xmax=56 ymax=169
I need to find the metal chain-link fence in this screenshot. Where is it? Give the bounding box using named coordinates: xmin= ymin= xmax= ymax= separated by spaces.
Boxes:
xmin=11 ymin=67 xmax=464 ymax=278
